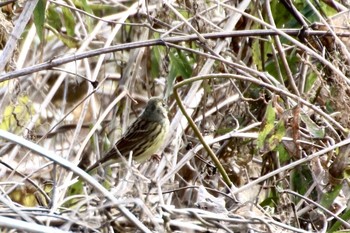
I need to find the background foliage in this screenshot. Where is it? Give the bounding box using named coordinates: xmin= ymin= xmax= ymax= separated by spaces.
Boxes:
xmin=0 ymin=0 xmax=350 ymax=232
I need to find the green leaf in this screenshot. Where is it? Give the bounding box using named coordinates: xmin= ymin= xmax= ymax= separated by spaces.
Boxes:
xmin=169 ymin=49 xmax=193 ymax=79
xmin=167 ymin=49 xmax=194 ymax=97
xmin=0 ymin=96 xmax=33 ymax=132
xmin=81 ymin=0 xmax=94 ymax=32
xmin=290 ymin=166 xmax=313 ymax=197
xmin=267 ymin=118 xmax=286 ymax=151
xmin=252 ymin=39 xmax=262 ymax=71
xmin=300 ymin=113 xmax=325 ymax=138
xmin=62 ymin=8 xmax=76 ymax=36
xmin=257 ymin=101 xmax=276 ymax=149
xmin=265 ymin=48 xmax=298 ymax=82
xmin=45 ymin=24 xmax=79 ymax=48
xmin=64 ymin=180 xmax=84 ymax=207
xmin=33 ymin=0 xmax=46 ymax=42
xmin=304 ymin=72 xmax=317 ymax=93
xmin=259 ymin=196 xmax=277 ymax=208
xmin=320 ymin=184 xmax=342 ymax=209
xmin=276 ymin=143 xmax=290 ymax=164
xmin=177 ymin=49 xmax=193 ymax=77
xmin=56 ymin=33 xmax=79 ymax=48
xmin=151 ymin=44 xmax=162 ymax=79
xmin=328 ymin=207 xmax=350 ymax=232
xmin=47 ymin=7 xmax=62 ymax=31
xmin=270 ymin=0 xmax=312 ymax=28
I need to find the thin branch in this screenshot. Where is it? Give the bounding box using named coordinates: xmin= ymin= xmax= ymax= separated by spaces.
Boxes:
xmin=1 ymin=29 xmax=347 ymax=82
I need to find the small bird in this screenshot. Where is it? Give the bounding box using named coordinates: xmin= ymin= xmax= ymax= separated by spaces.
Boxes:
xmin=86 ymin=97 xmax=169 ymax=172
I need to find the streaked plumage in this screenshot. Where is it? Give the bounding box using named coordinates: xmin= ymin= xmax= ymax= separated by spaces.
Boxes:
xmin=86 ymin=97 xmax=169 ymax=172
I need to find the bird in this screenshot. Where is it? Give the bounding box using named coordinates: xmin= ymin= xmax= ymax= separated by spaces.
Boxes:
xmin=86 ymin=97 xmax=169 ymax=172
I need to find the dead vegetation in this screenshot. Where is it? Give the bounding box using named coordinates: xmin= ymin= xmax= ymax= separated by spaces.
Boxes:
xmin=0 ymin=0 xmax=350 ymax=232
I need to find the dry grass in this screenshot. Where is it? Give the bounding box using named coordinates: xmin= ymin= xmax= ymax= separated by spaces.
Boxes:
xmin=0 ymin=0 xmax=350 ymax=232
